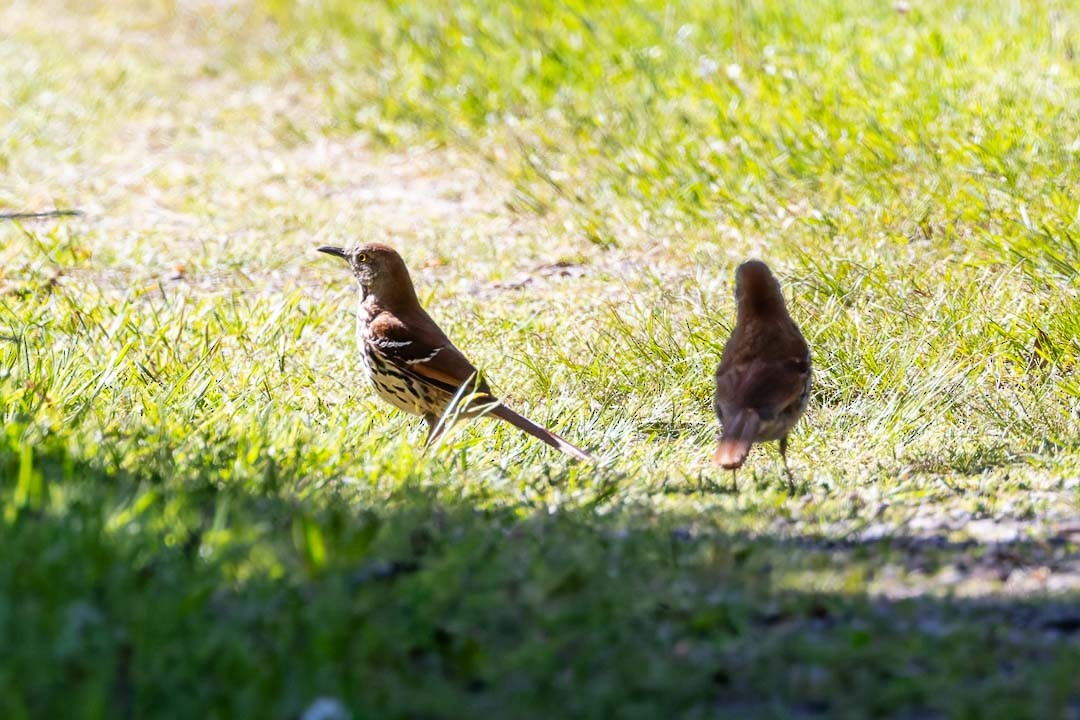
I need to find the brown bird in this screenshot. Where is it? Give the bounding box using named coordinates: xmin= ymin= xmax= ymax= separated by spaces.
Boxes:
xmin=318 ymin=243 xmax=591 ymax=461
xmin=713 ymin=260 xmax=811 ymax=492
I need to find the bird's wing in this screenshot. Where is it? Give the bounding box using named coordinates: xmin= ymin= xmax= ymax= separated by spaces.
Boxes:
xmin=408 ymin=343 xmax=491 ymax=396
xmin=368 ymin=310 xmax=493 ymax=396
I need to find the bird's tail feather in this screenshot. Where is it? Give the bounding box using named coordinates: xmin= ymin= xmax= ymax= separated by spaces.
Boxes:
xmin=713 ymin=409 xmax=760 ymax=469
xmin=491 ymin=405 xmax=592 ymax=462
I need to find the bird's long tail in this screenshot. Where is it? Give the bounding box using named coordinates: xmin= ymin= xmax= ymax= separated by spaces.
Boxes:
xmin=491 ymin=405 xmax=592 ymax=461
xmin=713 ymin=409 xmax=760 ymax=469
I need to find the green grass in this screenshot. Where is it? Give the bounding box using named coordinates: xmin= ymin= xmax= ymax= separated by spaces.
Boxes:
xmin=2 ymin=0 xmax=1079 ymax=716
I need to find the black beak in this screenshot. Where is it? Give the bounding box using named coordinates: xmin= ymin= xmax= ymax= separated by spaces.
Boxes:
xmin=317 ymin=246 xmax=348 ymax=260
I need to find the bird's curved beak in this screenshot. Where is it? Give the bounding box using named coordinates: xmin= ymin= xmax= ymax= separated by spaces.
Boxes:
xmin=317 ymin=246 xmax=348 ymax=260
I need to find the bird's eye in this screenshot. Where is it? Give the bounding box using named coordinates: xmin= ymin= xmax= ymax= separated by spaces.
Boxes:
xmin=356 ymin=253 xmax=368 ymax=263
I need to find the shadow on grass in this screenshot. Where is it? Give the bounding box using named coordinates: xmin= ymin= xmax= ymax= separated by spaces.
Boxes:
xmin=2 ymin=436 xmax=1078 ymax=720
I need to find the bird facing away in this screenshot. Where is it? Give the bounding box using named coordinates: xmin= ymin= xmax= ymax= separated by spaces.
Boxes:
xmin=318 ymin=243 xmax=591 ymax=461
xmin=713 ymin=260 xmax=811 ymax=491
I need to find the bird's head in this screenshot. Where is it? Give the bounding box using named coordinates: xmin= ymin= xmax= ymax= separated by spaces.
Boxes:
xmin=734 ymin=259 xmax=785 ymax=313
xmin=318 ymin=242 xmax=417 ymax=303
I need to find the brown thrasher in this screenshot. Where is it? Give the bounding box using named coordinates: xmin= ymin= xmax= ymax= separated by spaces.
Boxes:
xmin=713 ymin=260 xmax=811 ymax=491
xmin=318 ymin=243 xmax=591 ymax=461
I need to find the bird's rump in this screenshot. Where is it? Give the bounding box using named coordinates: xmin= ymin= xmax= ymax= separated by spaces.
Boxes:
xmin=714 ymin=355 xmax=809 ymax=422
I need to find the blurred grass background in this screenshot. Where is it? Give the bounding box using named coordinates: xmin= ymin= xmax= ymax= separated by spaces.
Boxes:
xmin=1 ymin=0 xmax=1079 ymax=716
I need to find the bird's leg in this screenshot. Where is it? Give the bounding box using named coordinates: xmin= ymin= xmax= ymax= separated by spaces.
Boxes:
xmin=730 ymin=468 xmax=738 ymax=494
xmin=423 ymin=413 xmax=445 ymax=449
xmin=779 ymin=436 xmax=796 ymax=494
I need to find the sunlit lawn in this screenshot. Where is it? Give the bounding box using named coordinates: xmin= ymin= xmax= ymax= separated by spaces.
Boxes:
xmin=2 ymin=0 xmax=1078 ymax=716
